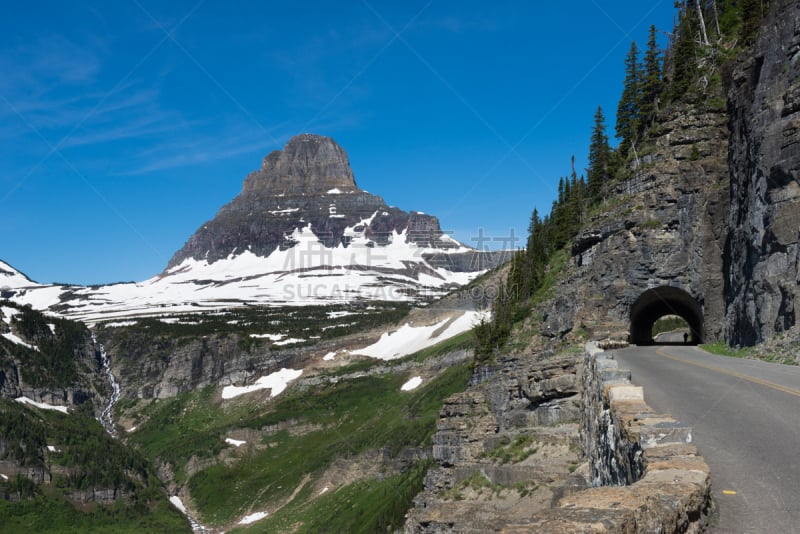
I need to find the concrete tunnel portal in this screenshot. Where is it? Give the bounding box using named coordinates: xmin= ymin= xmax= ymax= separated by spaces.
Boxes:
xmin=629 ymin=286 xmax=704 ymax=345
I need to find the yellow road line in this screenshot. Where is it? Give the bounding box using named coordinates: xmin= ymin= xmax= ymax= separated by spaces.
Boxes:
xmin=655 ymin=349 xmax=800 ymax=399
xmin=722 ymin=490 xmax=737 ymax=495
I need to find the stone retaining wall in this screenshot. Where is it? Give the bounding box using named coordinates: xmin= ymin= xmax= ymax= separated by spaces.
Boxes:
xmin=511 ymin=343 xmax=713 ymax=532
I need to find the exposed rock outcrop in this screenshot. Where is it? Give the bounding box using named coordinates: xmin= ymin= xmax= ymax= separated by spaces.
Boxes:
xmin=243 ymin=133 xmax=358 ymax=195
xmin=405 ymin=351 xmax=587 ymax=532
xmin=97 ymin=328 xmax=366 ymax=400
xmin=540 ymin=0 xmax=800 ymax=348
xmin=540 ymin=99 xmax=730 ymax=344
xmin=724 ymin=0 xmax=800 ymax=345
xmin=167 ymin=134 xmax=464 ymax=268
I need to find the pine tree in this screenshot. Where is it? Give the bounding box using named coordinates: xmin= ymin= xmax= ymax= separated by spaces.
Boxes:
xmin=615 ymin=41 xmax=642 ymax=156
xmin=668 ymin=3 xmax=700 ymax=101
xmin=587 ymin=106 xmax=611 ymax=204
xmin=640 ymin=25 xmax=663 ymax=131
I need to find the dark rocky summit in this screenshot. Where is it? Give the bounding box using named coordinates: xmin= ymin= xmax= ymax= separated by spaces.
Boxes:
xmin=167 ymin=134 xmax=460 ymax=269
xmin=242 ymin=133 xmax=358 ymax=195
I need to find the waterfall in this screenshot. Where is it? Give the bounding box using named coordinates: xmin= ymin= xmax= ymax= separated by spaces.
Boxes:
xmin=94 ymin=334 xmax=120 ymax=437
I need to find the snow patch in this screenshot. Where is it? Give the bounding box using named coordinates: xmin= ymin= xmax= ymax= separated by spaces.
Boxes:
xmin=47 ymin=445 xmax=60 ymax=452
xmin=322 ymin=351 xmax=337 ymax=361
xmin=269 ymin=208 xmax=300 ymax=214
xmin=225 ymin=437 xmax=246 ymax=447
xmin=327 ymin=188 xmax=342 ymax=194
xmin=353 ymin=311 xmax=488 ymax=361
xmin=15 ymin=396 xmax=68 ymax=414
xmin=169 ymin=496 xmax=187 ymax=514
xmin=327 ymin=310 xmax=355 ymax=319
xmin=2 ymin=332 xmax=38 ymax=351
xmin=250 ymin=333 xmax=285 ymax=341
xmin=0 ymin=474 xmax=8 ymax=480
xmin=221 ymin=368 xmax=303 ymax=399
xmin=3 ymin=225 xmax=487 ymax=323
xmin=0 ymin=306 xmax=20 ymax=322
xmin=273 ymin=337 xmax=304 ymax=346
xmin=401 ymin=376 xmax=423 ymax=391
xmin=320 ymin=486 xmax=329 ymax=495
xmin=103 ymin=321 xmax=138 ymax=328
xmin=239 ymin=511 xmax=269 ymax=525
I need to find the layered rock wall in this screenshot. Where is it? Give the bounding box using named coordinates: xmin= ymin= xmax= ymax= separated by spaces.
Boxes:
xmin=98 ymin=329 xmax=377 ymax=399
xmin=405 ymin=352 xmax=586 ymax=533
xmin=405 ymin=342 xmax=713 ymax=533
xmin=536 ymin=1 xmax=800 ymax=347
xmin=167 ymin=134 xmax=461 ymax=268
xmin=514 ymin=344 xmax=712 ymax=532
xmin=541 ymin=101 xmax=730 ymax=343
xmin=724 ymin=0 xmax=800 ymax=345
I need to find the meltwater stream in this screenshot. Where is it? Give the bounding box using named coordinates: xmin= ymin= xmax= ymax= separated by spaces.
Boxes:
xmin=93 ymin=335 xmax=209 ymax=532
xmin=94 ymin=334 xmax=120 ymax=437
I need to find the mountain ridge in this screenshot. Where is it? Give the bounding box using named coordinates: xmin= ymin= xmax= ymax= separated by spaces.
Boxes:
xmin=167 ymin=133 xmax=459 ymax=270
xmin=1 ymin=135 xmax=509 ymax=322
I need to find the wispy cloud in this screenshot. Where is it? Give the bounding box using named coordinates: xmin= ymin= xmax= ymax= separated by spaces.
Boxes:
xmin=121 ymin=139 xmax=274 ymax=175
xmin=115 ymin=121 xmax=288 ymax=176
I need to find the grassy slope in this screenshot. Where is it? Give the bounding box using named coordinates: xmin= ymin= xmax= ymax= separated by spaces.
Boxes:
xmin=122 ymin=335 xmax=474 ymax=531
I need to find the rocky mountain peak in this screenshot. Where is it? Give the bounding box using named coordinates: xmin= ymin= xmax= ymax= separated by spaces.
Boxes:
xmin=242 ymin=134 xmax=357 ymax=195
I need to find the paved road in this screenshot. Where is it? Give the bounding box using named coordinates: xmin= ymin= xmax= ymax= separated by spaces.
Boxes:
xmin=613 ymin=345 xmax=800 ymax=533
xmin=652 ymin=330 xmax=689 ymax=343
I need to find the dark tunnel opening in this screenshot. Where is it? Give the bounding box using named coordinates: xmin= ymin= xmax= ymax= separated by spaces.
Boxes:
xmin=629 ymin=286 xmax=704 ymax=345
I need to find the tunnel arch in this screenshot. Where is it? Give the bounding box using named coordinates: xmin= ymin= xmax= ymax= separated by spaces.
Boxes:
xmin=629 ymin=286 xmax=704 ymax=345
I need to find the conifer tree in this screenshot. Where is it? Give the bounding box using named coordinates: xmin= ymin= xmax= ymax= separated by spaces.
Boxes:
xmin=640 ymin=25 xmax=663 ymax=131
xmin=668 ymin=3 xmax=700 ymax=101
xmin=587 ymin=106 xmax=611 ymax=204
xmin=615 ymin=41 xmax=642 ymax=156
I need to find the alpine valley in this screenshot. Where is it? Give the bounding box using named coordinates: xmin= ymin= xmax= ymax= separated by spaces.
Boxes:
xmin=4 ymin=2 xmax=800 ymax=531
xmin=0 ymin=134 xmax=509 ymax=532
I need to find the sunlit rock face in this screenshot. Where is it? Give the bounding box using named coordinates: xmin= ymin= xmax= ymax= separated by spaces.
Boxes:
xmin=167 ymin=133 xmax=459 ymax=269
xmin=243 ymin=133 xmax=358 ymax=195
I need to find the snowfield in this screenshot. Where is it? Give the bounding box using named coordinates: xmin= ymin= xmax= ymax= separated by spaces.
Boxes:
xmin=353 ymin=310 xmax=488 ymax=360
xmin=1 ymin=226 xmax=488 ymax=323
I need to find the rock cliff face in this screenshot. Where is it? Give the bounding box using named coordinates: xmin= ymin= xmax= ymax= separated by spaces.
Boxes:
xmin=535 ymin=0 xmax=800 ymax=347
xmin=0 ymin=303 xmax=104 ymax=410
xmin=97 ymin=328 xmax=376 ymax=400
xmin=724 ymin=0 xmax=800 ymax=345
xmin=540 ymin=99 xmax=730 ymax=343
xmin=168 ymin=134 xmax=458 ymax=268
xmin=243 ymin=133 xmax=358 ymax=195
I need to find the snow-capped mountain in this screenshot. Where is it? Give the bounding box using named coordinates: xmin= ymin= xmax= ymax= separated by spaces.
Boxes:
xmin=2 ymin=134 xmax=509 ymax=323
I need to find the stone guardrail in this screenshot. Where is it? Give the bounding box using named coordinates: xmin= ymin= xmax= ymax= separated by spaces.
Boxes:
xmin=511 ymin=342 xmax=713 ymax=533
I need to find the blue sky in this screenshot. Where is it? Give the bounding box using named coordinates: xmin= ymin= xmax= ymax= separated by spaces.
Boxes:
xmin=1 ymin=1 xmax=676 ymax=285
